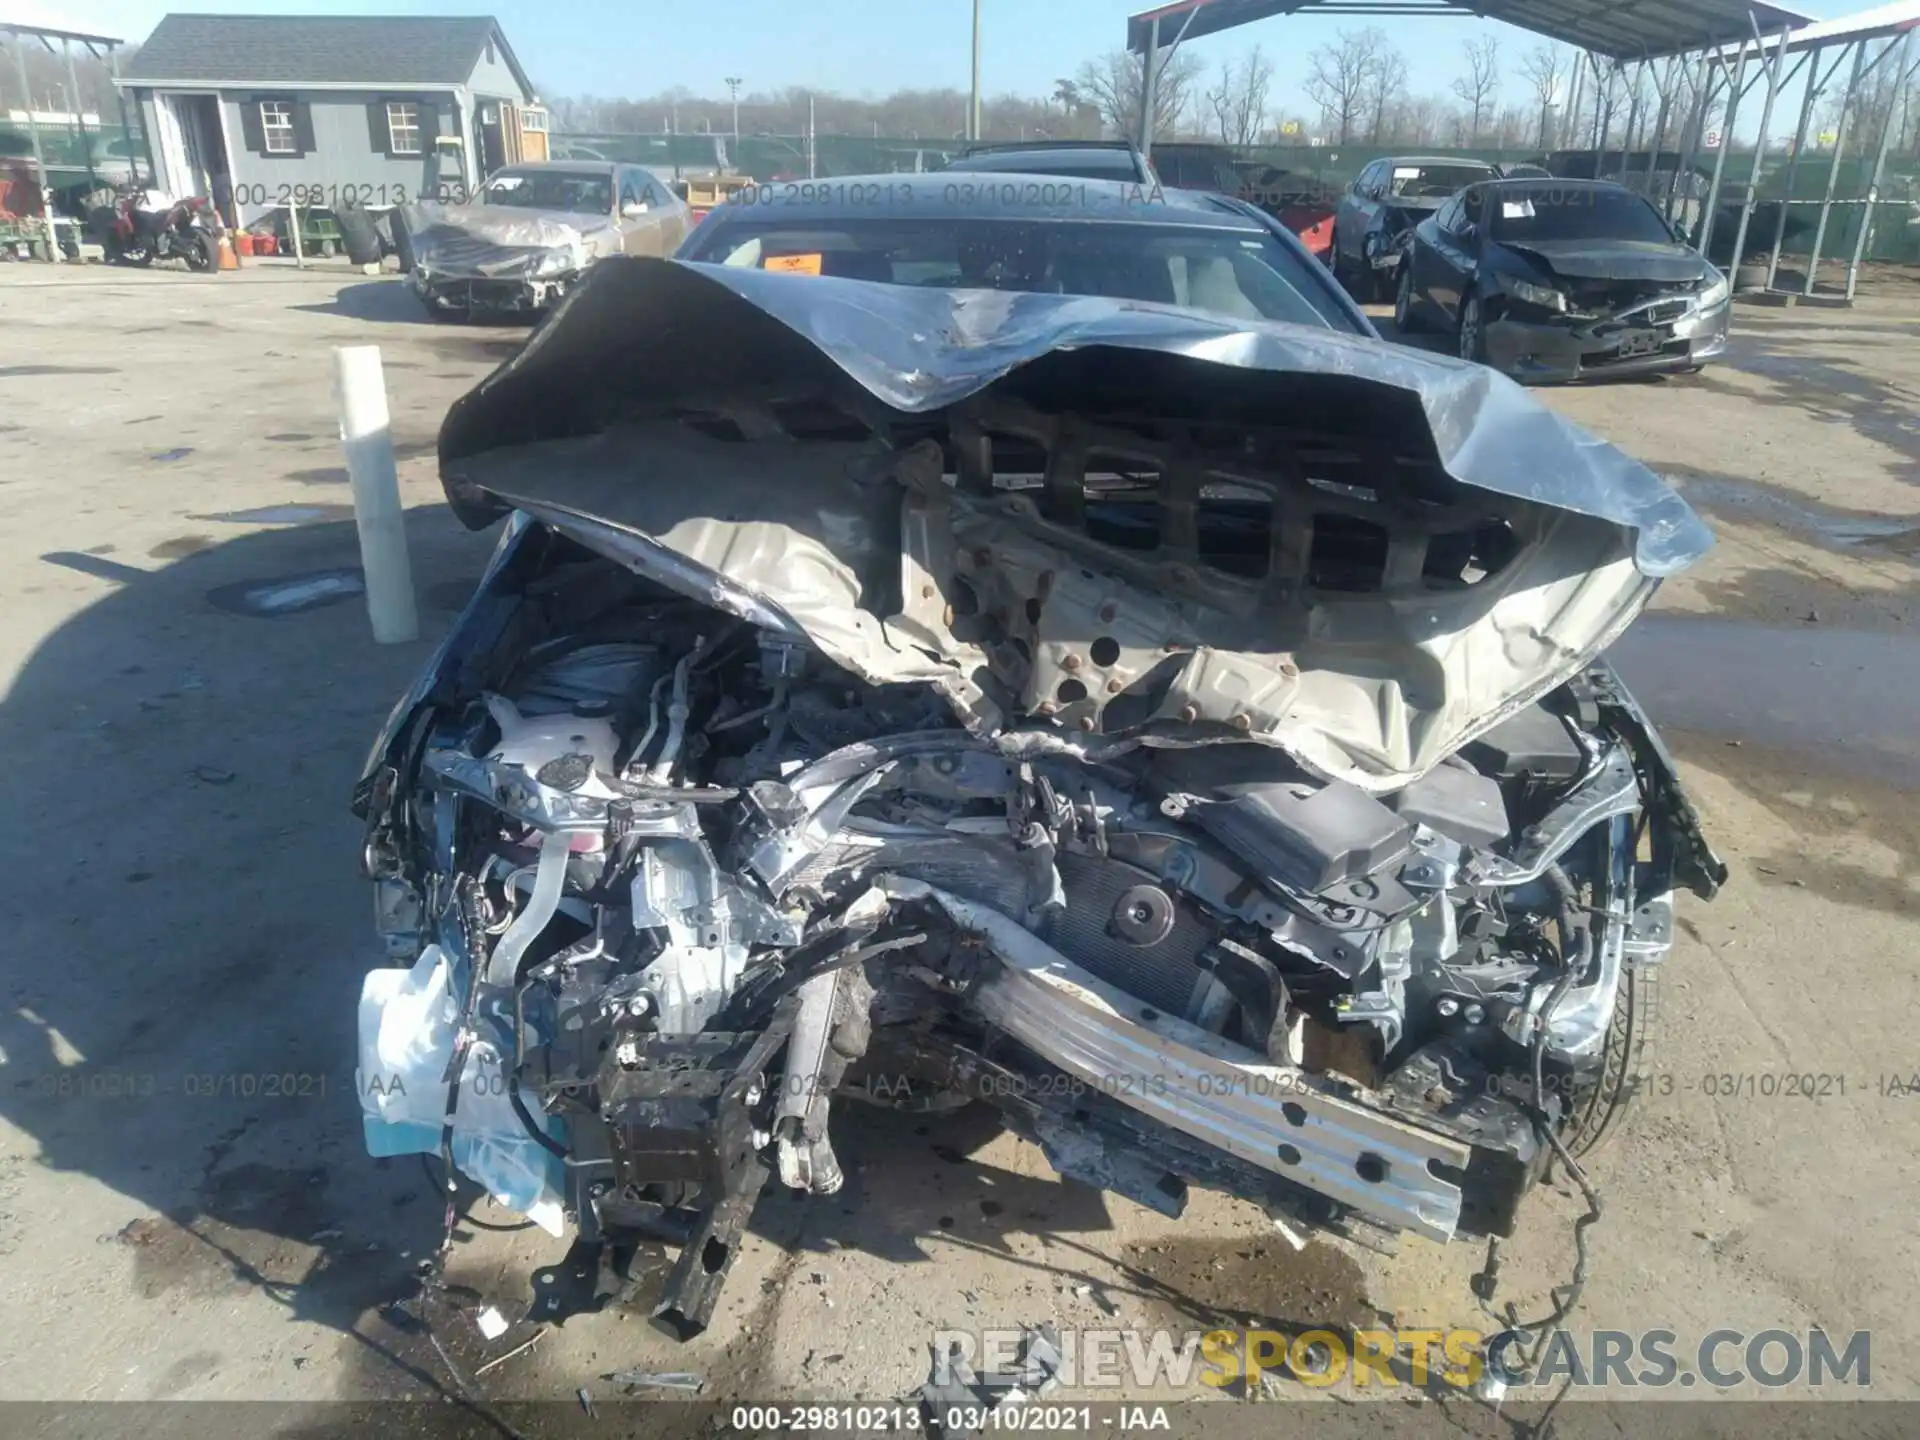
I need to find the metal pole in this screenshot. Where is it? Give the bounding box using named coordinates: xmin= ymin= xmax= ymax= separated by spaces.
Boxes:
xmin=1619 ymin=59 xmax=1647 ymax=184
xmin=1842 ymin=31 xmax=1915 ymax=300
xmin=1727 ymin=27 xmax=1791 ymax=281
xmin=969 ymin=0 xmax=982 ymax=142
xmin=62 ymin=37 xmax=97 ymax=195
xmin=1766 ymin=44 xmax=1829 ymax=289
xmin=1139 ymin=16 xmax=1161 ymax=154
xmin=807 ymin=91 xmax=816 ymax=178
xmin=1563 ymin=53 xmax=1585 ymax=158
xmin=1697 ymin=37 xmax=1753 ymax=263
xmin=108 ymin=46 xmax=140 ymax=186
xmin=1667 ymin=49 xmax=1713 ymax=226
xmin=288 ymin=200 xmax=305 ymax=268
xmin=1591 ymin=59 xmax=1616 ymax=163
xmin=1643 ymin=56 xmax=1676 ymax=200
xmin=6 ymin=31 xmax=63 ymax=261
xmin=1803 ymin=41 xmax=1869 ymax=297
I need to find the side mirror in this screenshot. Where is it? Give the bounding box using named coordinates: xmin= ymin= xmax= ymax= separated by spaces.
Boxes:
xmin=621 ymin=201 xmax=648 ymax=218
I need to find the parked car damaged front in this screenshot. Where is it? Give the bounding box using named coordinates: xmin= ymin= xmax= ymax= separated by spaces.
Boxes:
xmin=353 ymin=257 xmax=1726 ymax=1341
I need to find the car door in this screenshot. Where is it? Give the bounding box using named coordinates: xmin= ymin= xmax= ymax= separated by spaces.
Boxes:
xmin=613 ymin=168 xmax=651 ymax=255
xmin=1337 ymin=163 xmax=1378 ymax=265
xmin=1429 ymin=185 xmax=1485 ymax=323
xmin=644 ymin=176 xmax=691 ymax=255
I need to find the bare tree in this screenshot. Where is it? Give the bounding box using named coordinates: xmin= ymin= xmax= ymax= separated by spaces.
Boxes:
xmin=1304 ymin=27 xmax=1385 ymax=145
xmin=1450 ymin=35 xmax=1501 ymax=144
xmin=1075 ymin=46 xmax=1204 ymax=141
xmin=1519 ymin=43 xmax=1563 ymax=147
xmin=1366 ymin=42 xmax=1409 ymax=143
xmin=1206 ymin=44 xmax=1274 ymax=147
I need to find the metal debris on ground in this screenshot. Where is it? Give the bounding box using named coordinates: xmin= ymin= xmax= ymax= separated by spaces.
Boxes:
xmin=606 ymin=1368 xmax=702 ymax=1393
xmin=576 ymin=1386 xmax=596 ymax=1417
xmin=474 ymin=1330 xmax=546 ymax=1376
xmin=920 ymin=1325 xmax=1063 ymax=1439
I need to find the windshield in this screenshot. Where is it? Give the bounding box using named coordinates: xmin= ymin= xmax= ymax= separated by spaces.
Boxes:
xmin=1490 ymin=187 xmax=1678 ymax=244
xmin=685 ymin=216 xmax=1346 ymax=329
xmin=480 ymin=169 xmax=612 ymax=215
xmin=1388 ymin=164 xmax=1493 ymax=200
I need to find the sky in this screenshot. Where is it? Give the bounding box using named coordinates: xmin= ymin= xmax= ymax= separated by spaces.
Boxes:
xmin=18 ymin=0 xmax=1875 ymax=112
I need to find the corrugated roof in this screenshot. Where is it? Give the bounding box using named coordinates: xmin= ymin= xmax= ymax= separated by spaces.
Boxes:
xmin=1744 ymin=0 xmax=1920 ymax=53
xmin=1127 ymin=0 xmax=1816 ymax=60
xmin=118 ymin=13 xmax=525 ymax=89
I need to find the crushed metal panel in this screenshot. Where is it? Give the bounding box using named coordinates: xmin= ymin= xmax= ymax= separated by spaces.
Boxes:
xmin=437 ymin=258 xmax=1713 ymax=791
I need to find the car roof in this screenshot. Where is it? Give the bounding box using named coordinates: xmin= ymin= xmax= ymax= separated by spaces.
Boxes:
xmin=1482 ymin=176 xmax=1627 ymax=191
xmin=941 ymin=147 xmax=1147 ymax=177
xmin=493 ymin=160 xmax=617 ymax=176
xmin=702 ymin=172 xmax=1260 ymax=228
xmin=1375 ymin=156 xmax=1498 ymax=168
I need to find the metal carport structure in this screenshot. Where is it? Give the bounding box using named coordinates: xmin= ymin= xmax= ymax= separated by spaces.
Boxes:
xmin=1126 ymin=0 xmax=1920 ymax=305
xmin=0 ymin=6 xmax=132 ymax=263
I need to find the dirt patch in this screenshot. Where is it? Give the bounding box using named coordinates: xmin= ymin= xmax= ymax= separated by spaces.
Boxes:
xmin=149 ymin=535 xmax=217 ymax=560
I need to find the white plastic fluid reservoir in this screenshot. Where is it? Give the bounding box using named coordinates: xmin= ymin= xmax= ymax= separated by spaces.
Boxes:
xmin=356 ymin=945 xmax=567 ymax=1235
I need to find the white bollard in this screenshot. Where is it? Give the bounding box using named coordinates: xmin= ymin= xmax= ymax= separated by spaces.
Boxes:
xmin=332 ymin=345 xmax=420 ymax=644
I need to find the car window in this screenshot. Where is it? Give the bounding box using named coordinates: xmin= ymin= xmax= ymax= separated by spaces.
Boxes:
xmin=1433 ymin=196 xmax=1460 ymax=232
xmin=1448 ymin=188 xmax=1485 ymax=235
xmin=1386 ymin=163 xmax=1495 ymax=200
xmin=686 ymin=216 xmax=1346 ymax=330
xmin=482 ymin=168 xmax=613 ymax=215
xmin=619 ymin=173 xmax=641 ymax=210
xmin=1489 ymin=186 xmax=1681 ymax=244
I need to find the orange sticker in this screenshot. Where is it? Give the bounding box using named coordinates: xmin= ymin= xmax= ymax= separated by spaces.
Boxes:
xmin=765 ymin=252 xmax=823 ymax=275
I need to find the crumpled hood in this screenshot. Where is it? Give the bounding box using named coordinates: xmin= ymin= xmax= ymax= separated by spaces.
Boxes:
xmin=406 ymin=201 xmax=613 ymax=278
xmin=435 ymin=257 xmax=1712 ymax=791
xmin=1502 ymin=239 xmax=1711 ymax=284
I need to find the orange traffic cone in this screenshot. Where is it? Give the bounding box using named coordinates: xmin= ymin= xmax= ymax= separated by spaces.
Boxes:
xmin=216 ymin=230 xmax=239 ymax=271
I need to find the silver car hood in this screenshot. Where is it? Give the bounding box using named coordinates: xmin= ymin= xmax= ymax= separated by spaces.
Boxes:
xmin=436 ymin=257 xmax=1711 ymax=792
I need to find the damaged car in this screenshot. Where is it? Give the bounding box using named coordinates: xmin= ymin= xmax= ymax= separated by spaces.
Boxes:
xmin=1332 ymin=156 xmax=1498 ymax=301
xmin=402 ymin=160 xmax=690 ymax=321
xmin=1396 ymin=178 xmax=1731 ymax=383
xmin=353 ymin=247 xmax=1726 ymax=1342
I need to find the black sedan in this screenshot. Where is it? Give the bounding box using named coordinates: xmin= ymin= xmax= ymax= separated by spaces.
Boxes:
xmin=1393 ymin=178 xmax=1731 ymax=383
xmin=675 ymin=172 xmax=1371 ymax=335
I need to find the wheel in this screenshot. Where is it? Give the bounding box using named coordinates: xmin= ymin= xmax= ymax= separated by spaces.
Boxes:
xmin=184 ymin=234 xmax=215 ymax=272
xmin=1457 ymin=291 xmax=1486 ymax=364
xmin=1564 ymin=964 xmax=1656 ymax=1157
xmin=1394 ymin=263 xmax=1424 ymax=334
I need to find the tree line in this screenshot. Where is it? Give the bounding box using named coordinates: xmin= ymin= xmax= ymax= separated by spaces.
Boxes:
xmin=546 ymin=28 xmax=1920 ymax=160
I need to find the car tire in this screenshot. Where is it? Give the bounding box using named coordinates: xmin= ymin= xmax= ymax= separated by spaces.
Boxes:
xmin=185 ymin=234 xmax=215 ymax=272
xmin=1394 ymin=264 xmax=1424 ymax=334
xmin=1457 ymin=291 xmax=1487 ymax=364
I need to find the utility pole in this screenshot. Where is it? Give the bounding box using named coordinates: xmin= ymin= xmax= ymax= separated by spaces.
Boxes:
xmin=807 ymin=90 xmax=816 ymax=178
xmin=969 ymin=0 xmax=982 ymax=141
xmin=725 ymin=76 xmax=742 ymax=141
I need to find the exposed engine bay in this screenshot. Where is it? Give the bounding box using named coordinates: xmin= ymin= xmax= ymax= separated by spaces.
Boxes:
xmin=353 ymin=257 xmax=1726 ymax=1340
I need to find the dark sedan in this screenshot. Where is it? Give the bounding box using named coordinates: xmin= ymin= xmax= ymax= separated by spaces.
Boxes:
xmin=675 ymin=172 xmax=1371 ymax=335
xmin=1393 ymin=178 xmax=1731 ymax=383
xmin=1331 ymin=156 xmax=1498 ymax=300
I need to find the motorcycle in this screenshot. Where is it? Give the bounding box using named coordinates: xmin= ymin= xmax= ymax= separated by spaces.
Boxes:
xmin=93 ymin=186 xmax=216 ymax=270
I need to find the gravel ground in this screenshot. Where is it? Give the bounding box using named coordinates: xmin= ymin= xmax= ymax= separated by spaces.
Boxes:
xmin=0 ymin=263 xmax=1915 ymax=1425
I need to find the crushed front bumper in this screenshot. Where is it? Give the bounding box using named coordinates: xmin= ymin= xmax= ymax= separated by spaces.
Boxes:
xmin=1485 ymin=296 xmax=1730 ymax=383
xmin=411 ymin=266 xmax=577 ymax=315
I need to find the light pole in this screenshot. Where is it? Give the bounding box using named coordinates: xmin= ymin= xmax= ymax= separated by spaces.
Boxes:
xmin=725 ymin=76 xmax=742 ymax=142
xmin=969 ymin=0 xmax=982 ymax=142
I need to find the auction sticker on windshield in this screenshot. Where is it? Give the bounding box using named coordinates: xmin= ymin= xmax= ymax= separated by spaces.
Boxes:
xmin=765 ymin=253 xmax=824 ymax=275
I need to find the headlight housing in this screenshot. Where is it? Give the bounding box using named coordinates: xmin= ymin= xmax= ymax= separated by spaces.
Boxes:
xmin=1696 ymin=269 xmax=1730 ymax=310
xmin=532 ymin=246 xmax=576 ymax=278
xmin=1493 ymin=272 xmax=1569 ymax=313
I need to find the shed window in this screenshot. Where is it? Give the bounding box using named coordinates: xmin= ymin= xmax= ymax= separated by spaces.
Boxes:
xmin=260 ymin=100 xmax=296 ymax=154
xmin=386 ymin=101 xmax=422 ymax=155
